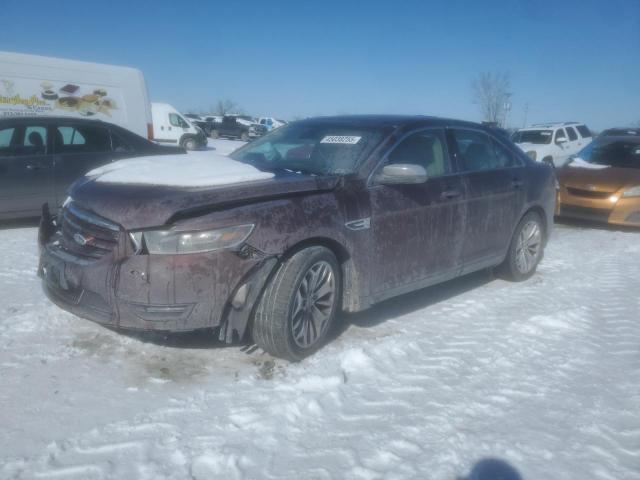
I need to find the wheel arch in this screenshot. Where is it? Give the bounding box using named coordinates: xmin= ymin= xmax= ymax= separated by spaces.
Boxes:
xmin=179 ymin=134 xmax=198 ymax=148
xmin=281 ymin=236 xmax=363 ymax=313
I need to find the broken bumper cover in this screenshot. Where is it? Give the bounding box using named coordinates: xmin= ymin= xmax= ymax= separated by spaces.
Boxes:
xmin=38 ymin=211 xmax=276 ymax=341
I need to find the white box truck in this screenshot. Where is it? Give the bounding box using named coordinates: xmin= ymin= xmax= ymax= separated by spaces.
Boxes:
xmin=0 ymin=51 xmax=153 ymax=139
xmin=151 ymin=102 xmax=207 ymax=150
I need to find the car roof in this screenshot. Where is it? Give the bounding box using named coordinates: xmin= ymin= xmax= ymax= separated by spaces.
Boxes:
xmin=600 ymin=128 xmax=640 ymax=136
xmin=519 ymin=122 xmax=584 ymax=130
xmin=0 ymin=115 xmax=116 ymax=127
xmin=596 ymin=135 xmax=640 ymax=145
xmin=292 ymin=114 xmax=486 ymax=130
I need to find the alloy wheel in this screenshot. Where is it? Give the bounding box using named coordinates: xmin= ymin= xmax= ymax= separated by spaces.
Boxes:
xmin=290 ymin=260 xmax=336 ymax=349
xmin=515 ymin=220 xmax=542 ymax=274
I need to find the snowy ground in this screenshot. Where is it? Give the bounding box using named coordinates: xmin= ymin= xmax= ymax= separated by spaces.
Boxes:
xmin=1 ymin=143 xmax=639 ymax=479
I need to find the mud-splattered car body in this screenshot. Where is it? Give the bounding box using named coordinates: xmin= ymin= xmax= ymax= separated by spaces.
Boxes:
xmin=38 ymin=115 xmax=555 ymax=343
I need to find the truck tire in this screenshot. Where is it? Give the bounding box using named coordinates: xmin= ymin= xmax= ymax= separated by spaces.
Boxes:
xmin=497 ymin=211 xmax=544 ymax=282
xmin=210 ymin=129 xmax=219 ymax=139
xmin=252 ymin=246 xmax=341 ymax=361
xmin=240 ymin=132 xmax=249 ymax=142
xmin=182 ymin=136 xmax=197 ymax=151
xmin=542 ymin=156 xmax=554 ymax=168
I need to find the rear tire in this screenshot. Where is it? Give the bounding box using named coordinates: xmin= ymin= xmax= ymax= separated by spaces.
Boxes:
xmin=210 ymin=129 xmax=219 ymax=139
xmin=252 ymin=246 xmax=341 ymax=361
xmin=497 ymin=211 xmax=545 ymax=281
xmin=240 ymin=132 xmax=249 ymax=142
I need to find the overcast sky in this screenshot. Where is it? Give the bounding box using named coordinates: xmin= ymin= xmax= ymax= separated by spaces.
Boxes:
xmin=1 ymin=0 xmax=638 ymax=130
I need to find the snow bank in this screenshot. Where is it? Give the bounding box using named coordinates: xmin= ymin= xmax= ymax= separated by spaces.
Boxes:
xmin=87 ymin=152 xmax=273 ymax=187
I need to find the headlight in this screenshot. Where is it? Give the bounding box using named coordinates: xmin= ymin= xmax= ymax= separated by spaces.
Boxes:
xmin=130 ymin=224 xmax=254 ymax=254
xmin=622 ymin=186 xmax=640 ymax=198
xmin=526 ymin=151 xmax=537 ymax=161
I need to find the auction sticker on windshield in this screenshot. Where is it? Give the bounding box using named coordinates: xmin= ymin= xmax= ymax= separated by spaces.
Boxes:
xmin=320 ymin=135 xmax=362 ymax=144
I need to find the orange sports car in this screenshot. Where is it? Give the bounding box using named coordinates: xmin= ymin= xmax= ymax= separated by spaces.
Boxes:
xmin=556 ymin=135 xmax=640 ymax=227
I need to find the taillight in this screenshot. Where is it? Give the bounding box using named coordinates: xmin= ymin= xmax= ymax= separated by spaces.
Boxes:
xmin=147 ymin=123 xmax=154 ymax=140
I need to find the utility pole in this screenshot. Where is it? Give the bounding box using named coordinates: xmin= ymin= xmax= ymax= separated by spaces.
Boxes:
xmin=502 ymin=101 xmax=511 ymax=128
xmin=522 ymin=102 xmax=529 ymax=128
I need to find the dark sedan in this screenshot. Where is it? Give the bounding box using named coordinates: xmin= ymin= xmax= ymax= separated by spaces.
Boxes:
xmin=39 ymin=115 xmax=556 ymax=360
xmin=0 ymin=116 xmax=184 ymax=220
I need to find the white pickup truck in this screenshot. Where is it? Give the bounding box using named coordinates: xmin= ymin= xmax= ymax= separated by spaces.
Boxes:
xmin=512 ymin=122 xmax=593 ymax=167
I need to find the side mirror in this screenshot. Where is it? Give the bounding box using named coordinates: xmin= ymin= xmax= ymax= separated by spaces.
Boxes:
xmin=376 ymin=164 xmax=428 ymax=185
xmin=556 ymin=136 xmax=567 ymax=144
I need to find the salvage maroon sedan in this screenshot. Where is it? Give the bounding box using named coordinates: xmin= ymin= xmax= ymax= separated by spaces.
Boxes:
xmin=39 ymin=115 xmax=555 ymax=360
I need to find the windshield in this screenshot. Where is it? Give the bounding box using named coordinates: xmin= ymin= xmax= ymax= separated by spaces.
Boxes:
xmin=512 ymin=129 xmax=553 ymax=144
xmin=230 ymin=123 xmax=385 ymax=175
xmin=574 ymin=140 xmax=640 ymax=169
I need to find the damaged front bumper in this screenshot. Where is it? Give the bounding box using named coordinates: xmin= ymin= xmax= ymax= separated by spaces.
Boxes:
xmin=38 ymin=204 xmax=276 ymax=342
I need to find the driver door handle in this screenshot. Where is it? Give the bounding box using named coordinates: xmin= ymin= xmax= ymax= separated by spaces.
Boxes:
xmin=26 ymin=163 xmax=50 ymax=171
xmin=441 ymin=190 xmax=462 ymax=200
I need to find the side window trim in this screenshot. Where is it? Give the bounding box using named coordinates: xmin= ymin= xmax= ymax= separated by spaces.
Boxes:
xmin=367 ymin=127 xmax=453 ymax=186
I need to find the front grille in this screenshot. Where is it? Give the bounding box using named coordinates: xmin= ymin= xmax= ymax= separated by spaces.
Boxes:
xmin=59 ymin=203 xmax=121 ymax=260
xmin=566 ymin=187 xmax=614 ymax=199
xmin=560 ymin=204 xmax=612 ymax=223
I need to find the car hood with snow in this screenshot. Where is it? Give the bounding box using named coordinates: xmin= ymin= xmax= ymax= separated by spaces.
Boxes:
xmin=69 ymin=152 xmax=340 ymax=229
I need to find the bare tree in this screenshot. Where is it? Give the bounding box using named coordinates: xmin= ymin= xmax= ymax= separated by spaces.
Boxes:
xmin=472 ymin=71 xmax=512 ymax=127
xmin=214 ymin=99 xmax=240 ymax=116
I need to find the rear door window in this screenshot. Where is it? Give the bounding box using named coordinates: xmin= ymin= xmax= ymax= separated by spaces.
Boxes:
xmin=55 ymin=125 xmax=111 ymax=154
xmin=491 ymin=138 xmax=522 ymax=167
xmin=451 ymin=129 xmax=502 ymax=172
xmin=566 ymin=126 xmax=578 ymax=141
xmin=555 ymin=128 xmax=567 ymax=143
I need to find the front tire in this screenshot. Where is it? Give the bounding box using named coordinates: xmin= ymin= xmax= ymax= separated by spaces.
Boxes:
xmin=210 ymin=129 xmax=219 ymax=139
xmin=182 ymin=137 xmax=197 ymax=151
xmin=497 ymin=211 xmax=544 ymax=281
xmin=240 ymin=132 xmax=249 ymax=142
xmin=252 ymin=246 xmax=341 ymax=361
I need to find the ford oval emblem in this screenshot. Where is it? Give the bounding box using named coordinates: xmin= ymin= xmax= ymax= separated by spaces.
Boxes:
xmin=73 ymin=233 xmax=88 ymax=246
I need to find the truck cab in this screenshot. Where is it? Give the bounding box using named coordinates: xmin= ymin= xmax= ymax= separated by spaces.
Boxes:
xmin=151 ymin=103 xmax=207 ymax=151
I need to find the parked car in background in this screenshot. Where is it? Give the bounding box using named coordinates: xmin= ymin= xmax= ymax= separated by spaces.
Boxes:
xmin=209 ymin=115 xmax=265 ymax=140
xmin=599 ymin=127 xmax=640 ymax=137
xmin=38 ymin=115 xmax=555 ymax=361
xmin=512 ymin=122 xmax=592 ymax=167
xmin=0 ymin=51 xmax=153 ymax=140
xmin=0 ymin=116 xmax=184 ymax=220
xmin=556 ymin=134 xmax=640 ymax=227
xmin=151 ymin=103 xmax=207 ymax=150
xmin=258 ymin=117 xmax=287 ymax=131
